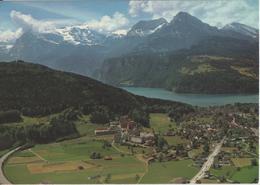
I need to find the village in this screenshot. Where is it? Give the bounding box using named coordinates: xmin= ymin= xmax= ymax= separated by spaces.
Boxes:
xmin=93 ymin=110 xmax=258 ymax=183
xmin=95 ymin=116 xmax=155 ymax=147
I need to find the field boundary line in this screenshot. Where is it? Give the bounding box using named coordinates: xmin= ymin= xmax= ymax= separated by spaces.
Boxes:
xmin=28 ymin=149 xmax=48 ymax=162
xmin=111 ymin=141 xmax=132 ymax=155
xmin=136 ymin=154 xmax=149 ymax=184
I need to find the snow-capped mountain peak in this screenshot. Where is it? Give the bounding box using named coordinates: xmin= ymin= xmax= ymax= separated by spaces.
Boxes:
xmin=55 ymin=25 xmax=106 ymax=46
xmin=127 ymin=18 xmax=168 ymax=37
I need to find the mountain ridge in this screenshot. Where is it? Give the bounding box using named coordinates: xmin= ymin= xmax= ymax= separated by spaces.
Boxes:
xmin=4 ymin=11 xmax=259 ymax=82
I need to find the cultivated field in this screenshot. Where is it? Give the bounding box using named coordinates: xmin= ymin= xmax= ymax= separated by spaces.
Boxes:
xmin=4 ymin=136 xmax=146 ymax=184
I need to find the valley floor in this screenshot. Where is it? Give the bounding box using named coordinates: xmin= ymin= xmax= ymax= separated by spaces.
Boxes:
xmin=2 ymin=113 xmax=259 ymax=184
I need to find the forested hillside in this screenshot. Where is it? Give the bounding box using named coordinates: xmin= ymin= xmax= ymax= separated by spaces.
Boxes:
xmin=100 ymin=37 xmax=258 ymax=94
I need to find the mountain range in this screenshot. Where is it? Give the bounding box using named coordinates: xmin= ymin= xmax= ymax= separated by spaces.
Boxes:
xmin=1 ymin=12 xmax=259 ymax=93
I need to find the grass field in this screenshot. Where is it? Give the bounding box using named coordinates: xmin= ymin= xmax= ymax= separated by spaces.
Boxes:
xmin=1 ymin=114 xmax=60 ymax=127
xmin=231 ymin=158 xmax=252 ymax=167
xmin=221 ymin=147 xmax=237 ymax=153
xmin=180 ymin=64 xmax=218 ymax=75
xmin=231 ymin=166 xmax=258 ymax=183
xmin=210 ymin=166 xmax=236 ymax=179
xmin=188 ymin=147 xmax=203 ymax=159
xmin=164 ymin=136 xmax=189 ymax=146
xmin=210 ymin=164 xmax=258 ymax=183
xmin=30 ymin=137 xmax=119 ymax=162
xmin=140 ymin=159 xmax=199 ymax=183
xmin=150 ymin=113 xmax=176 ymax=133
xmin=114 ymin=144 xmax=153 ymax=155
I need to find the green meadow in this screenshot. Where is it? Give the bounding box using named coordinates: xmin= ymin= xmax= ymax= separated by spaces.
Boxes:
xmin=141 ymin=159 xmax=199 ymax=183
xmin=4 ymin=136 xmax=146 ymax=184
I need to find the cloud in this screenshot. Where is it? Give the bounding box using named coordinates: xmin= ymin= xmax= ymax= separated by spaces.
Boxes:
xmin=87 ymin=12 xmax=129 ymax=33
xmin=112 ymin=29 xmax=128 ymax=35
xmin=10 ymin=10 xmax=56 ymax=33
xmin=0 ymin=28 xmax=23 ymax=42
xmin=7 ymin=10 xmax=129 ymax=38
xmin=128 ymin=0 xmax=259 ymax=28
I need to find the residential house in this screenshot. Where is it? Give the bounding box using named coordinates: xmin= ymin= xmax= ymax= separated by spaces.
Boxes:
xmin=130 ymin=136 xmax=143 ymax=144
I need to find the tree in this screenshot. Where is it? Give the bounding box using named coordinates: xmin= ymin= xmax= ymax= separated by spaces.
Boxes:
xmin=203 ymin=143 xmax=210 ymax=154
xmin=90 ymin=152 xmax=101 ymax=159
xmin=155 ymin=135 xmax=168 ymax=150
xmin=251 ymin=159 xmax=257 ymax=166
xmin=90 ymin=107 xmax=110 ymax=124
xmin=130 ymin=108 xmax=150 ymax=127
xmin=158 ymin=153 xmax=163 ymax=162
xmin=168 ymin=105 xmax=194 ymax=123
xmin=90 ymin=152 xmax=97 ymax=159
xmin=102 ymin=141 xmax=111 ymax=149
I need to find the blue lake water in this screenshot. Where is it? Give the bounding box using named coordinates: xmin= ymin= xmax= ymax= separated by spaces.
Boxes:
xmin=122 ymin=87 xmax=259 ymax=107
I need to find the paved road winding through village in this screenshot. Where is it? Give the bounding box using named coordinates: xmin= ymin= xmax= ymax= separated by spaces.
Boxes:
xmin=0 ymin=147 xmax=20 ymax=185
xmin=190 ymin=137 xmax=225 ymax=184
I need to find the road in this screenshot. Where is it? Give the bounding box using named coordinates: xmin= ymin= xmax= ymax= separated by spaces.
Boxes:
xmin=190 ymin=137 xmax=225 ymax=184
xmin=0 ymin=147 xmax=20 ymax=185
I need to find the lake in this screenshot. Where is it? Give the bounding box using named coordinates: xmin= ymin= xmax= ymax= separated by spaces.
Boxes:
xmin=122 ymin=87 xmax=259 ymax=107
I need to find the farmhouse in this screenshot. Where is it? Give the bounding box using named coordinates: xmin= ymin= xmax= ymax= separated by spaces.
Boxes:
xmin=140 ymin=132 xmax=154 ymax=139
xmin=94 ymin=128 xmax=117 ymax=135
xmin=130 ymin=136 xmax=143 ymax=144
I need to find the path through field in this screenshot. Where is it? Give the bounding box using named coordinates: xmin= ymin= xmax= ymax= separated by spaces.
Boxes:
xmin=135 ymin=154 xmax=149 ymax=184
xmin=28 ymin=149 xmax=47 ymax=162
xmin=111 ymin=141 xmax=132 ymax=155
xmin=190 ymin=137 xmax=225 ymax=183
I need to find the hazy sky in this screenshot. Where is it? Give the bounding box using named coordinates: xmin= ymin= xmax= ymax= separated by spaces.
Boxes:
xmin=0 ymin=0 xmax=259 ymax=42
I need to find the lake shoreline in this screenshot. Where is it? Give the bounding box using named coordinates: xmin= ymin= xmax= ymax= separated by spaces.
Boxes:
xmin=121 ymin=87 xmax=259 ymax=107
